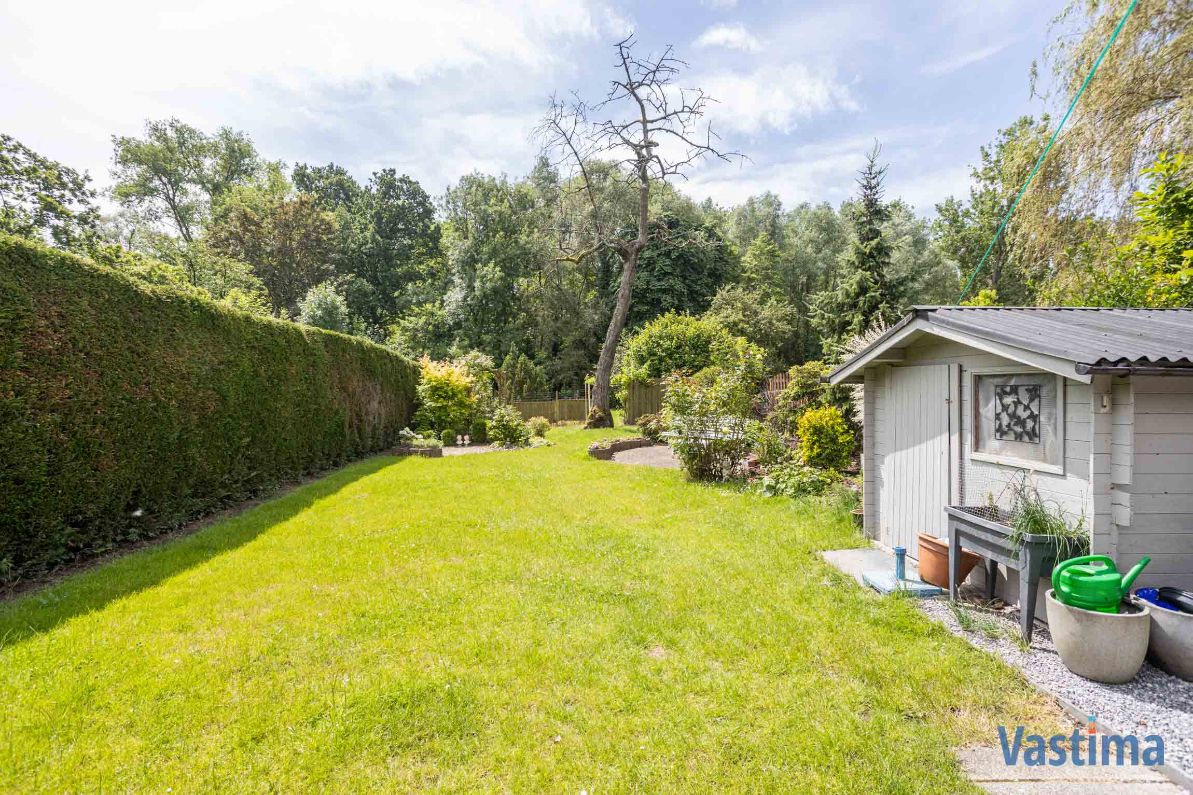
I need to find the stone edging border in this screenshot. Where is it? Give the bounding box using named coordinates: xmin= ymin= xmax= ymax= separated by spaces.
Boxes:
xmin=391 ymin=445 xmax=444 ymax=458
xmin=587 ymin=437 xmax=656 ymax=460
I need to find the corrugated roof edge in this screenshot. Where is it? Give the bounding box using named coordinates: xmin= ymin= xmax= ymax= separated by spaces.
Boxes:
xmin=825 ymin=306 xmax=1193 ymax=383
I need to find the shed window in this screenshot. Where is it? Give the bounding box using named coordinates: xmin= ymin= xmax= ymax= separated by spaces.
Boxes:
xmin=972 ymin=372 xmax=1062 ymax=471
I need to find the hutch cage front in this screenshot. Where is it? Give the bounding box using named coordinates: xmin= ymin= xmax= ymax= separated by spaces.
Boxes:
xmin=946 ymin=370 xmax=1089 ymax=643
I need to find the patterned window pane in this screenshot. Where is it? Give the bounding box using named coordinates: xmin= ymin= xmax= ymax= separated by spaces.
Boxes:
xmin=974 ymin=373 xmax=1059 ymax=466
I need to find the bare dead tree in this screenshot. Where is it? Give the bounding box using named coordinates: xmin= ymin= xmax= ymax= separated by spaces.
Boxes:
xmin=536 ymin=35 xmax=742 ymax=427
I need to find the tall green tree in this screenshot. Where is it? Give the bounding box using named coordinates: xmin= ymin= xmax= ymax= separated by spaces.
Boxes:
xmin=440 ymin=173 xmax=543 ymax=356
xmin=0 ymin=134 xmax=98 ymax=248
xmin=338 ymin=169 xmax=440 ymax=337
xmin=111 ymin=119 xmax=265 ymax=242
xmin=933 ymin=117 xmax=1056 ymax=304
xmin=809 ymin=145 xmax=900 ymax=354
xmin=625 ymin=215 xmax=734 ymax=328
xmin=207 ymin=190 xmax=338 ymax=317
xmin=1040 ymin=152 xmax=1192 ymax=307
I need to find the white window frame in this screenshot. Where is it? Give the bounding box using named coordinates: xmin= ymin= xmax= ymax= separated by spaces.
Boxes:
xmin=969 ymin=367 xmax=1066 ymax=475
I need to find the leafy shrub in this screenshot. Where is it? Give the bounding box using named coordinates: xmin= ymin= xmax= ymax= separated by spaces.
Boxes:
xmin=440 ymin=428 xmax=456 ymax=447
xmin=297 ymin=281 xmax=357 ymax=334
xmin=796 ymin=406 xmax=855 ymax=471
xmin=769 ymin=360 xmax=854 ymax=435
xmin=488 ymin=404 xmax=532 ymax=447
xmin=470 ymin=418 xmax=488 ymax=444
xmin=0 ymin=235 xmax=417 ymax=582
xmin=757 ymin=462 xmax=842 ymax=498
xmin=615 ymin=312 xmax=766 ymax=399
xmin=753 ymin=424 xmax=791 ymax=468
xmin=663 ymin=367 xmax=759 ymax=481
xmin=527 ymin=416 xmax=551 ymax=437
xmin=413 ymin=358 xmax=475 ymax=434
xmin=636 ymin=412 xmax=667 ymax=443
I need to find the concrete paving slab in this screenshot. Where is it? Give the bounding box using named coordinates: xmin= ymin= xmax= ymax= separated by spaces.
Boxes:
xmin=958 ymin=745 xmax=1186 ymax=793
xmin=821 ymin=547 xmax=924 ymax=586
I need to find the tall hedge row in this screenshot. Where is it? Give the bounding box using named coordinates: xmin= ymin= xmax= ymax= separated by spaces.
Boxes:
xmin=0 ymin=235 xmax=418 ymax=582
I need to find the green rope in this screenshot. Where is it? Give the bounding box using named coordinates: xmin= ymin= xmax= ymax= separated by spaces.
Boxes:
xmin=955 ymin=0 xmax=1139 ymax=304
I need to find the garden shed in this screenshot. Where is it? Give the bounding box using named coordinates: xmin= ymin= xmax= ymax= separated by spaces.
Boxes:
xmin=827 ymin=307 xmax=1193 ymax=610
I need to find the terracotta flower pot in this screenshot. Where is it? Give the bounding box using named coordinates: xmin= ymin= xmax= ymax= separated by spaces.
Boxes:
xmin=918 ymin=533 xmax=980 ymax=589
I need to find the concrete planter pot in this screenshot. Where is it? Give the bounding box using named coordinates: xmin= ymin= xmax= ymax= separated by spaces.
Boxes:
xmin=1045 ymin=589 xmax=1151 ymax=684
xmin=1148 ymin=604 xmax=1193 ymax=682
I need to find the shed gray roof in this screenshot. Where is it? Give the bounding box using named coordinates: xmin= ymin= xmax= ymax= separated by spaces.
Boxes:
xmin=829 ymin=307 xmax=1193 ymax=382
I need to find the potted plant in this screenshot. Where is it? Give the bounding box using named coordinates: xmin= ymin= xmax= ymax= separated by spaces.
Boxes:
xmin=945 ymin=475 xmax=1090 ymax=644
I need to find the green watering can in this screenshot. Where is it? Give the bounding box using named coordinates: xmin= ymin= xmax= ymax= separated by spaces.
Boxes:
xmin=1052 ymin=555 xmax=1150 ymax=614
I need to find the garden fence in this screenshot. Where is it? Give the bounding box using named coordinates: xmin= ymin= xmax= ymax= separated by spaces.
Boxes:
xmin=511 ymin=393 xmax=589 ymax=423
xmin=624 ymin=381 xmax=664 ymax=425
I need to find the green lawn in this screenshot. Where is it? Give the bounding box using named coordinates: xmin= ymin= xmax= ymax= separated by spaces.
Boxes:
xmin=0 ymin=427 xmax=1055 ymax=792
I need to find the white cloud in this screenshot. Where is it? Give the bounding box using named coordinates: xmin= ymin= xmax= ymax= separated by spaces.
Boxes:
xmin=0 ymin=0 xmax=623 ymax=187
xmin=921 ymin=42 xmax=1010 ymax=76
xmin=701 ymin=65 xmax=858 ymax=136
xmin=702 ymin=0 xmax=739 ymax=7
xmin=693 ymin=24 xmax=762 ymax=52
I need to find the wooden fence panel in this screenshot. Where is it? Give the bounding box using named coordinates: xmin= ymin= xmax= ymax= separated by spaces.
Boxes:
xmin=511 ymin=398 xmax=589 ymax=423
xmin=624 ymin=381 xmax=663 ymax=425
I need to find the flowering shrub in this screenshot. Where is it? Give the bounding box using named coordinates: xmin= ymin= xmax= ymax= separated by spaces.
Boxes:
xmin=796 ymin=406 xmax=855 ymax=471
xmin=528 ymin=416 xmax=551 ymax=437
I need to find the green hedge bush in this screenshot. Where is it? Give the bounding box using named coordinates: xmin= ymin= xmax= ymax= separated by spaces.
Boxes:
xmin=796 ymin=406 xmax=855 ymax=471
xmin=0 ymin=235 xmax=418 ymax=582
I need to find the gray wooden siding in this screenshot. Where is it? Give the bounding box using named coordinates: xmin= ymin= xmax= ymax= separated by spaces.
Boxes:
xmin=862 ymin=334 xmax=1193 ymax=602
xmin=1117 ymin=376 xmax=1193 ymax=591
xmin=898 ymin=337 xmax=1091 ymax=524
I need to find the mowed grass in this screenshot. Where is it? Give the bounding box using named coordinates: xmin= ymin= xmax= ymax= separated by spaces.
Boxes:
xmin=0 ymin=427 xmax=1057 ymax=793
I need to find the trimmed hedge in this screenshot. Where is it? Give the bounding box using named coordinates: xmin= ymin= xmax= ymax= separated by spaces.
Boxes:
xmin=0 ymin=235 xmax=418 ymax=582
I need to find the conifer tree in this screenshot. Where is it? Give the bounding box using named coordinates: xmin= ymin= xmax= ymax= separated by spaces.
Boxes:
xmin=810 ymin=144 xmax=900 ymax=356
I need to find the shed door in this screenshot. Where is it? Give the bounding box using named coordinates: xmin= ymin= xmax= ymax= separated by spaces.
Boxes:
xmin=883 ymin=364 xmax=953 ymax=555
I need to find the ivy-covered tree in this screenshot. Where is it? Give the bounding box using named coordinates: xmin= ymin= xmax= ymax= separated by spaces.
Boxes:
xmin=0 ymin=134 xmax=99 ymax=248
xmin=809 ymin=144 xmax=900 ymax=355
xmin=625 ymin=215 xmax=734 ymax=328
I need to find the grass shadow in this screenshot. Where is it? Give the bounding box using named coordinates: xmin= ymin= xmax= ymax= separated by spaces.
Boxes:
xmin=0 ymin=455 xmax=402 ymax=649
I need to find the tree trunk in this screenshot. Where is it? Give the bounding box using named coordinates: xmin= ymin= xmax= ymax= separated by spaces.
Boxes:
xmin=588 ymin=248 xmax=639 ymax=427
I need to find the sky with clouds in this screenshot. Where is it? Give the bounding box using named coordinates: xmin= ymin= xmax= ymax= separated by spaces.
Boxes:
xmin=2 ymin=0 xmax=1063 ymax=217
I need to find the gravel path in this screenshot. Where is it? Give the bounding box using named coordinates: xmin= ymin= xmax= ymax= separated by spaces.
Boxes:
xmin=918 ymin=598 xmax=1193 ymax=785
xmin=610 ymin=444 xmax=681 ymax=468
xmin=442 ymin=444 xmax=500 ymax=456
